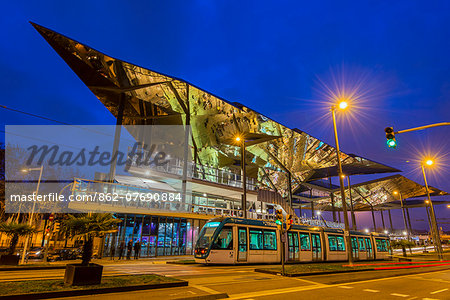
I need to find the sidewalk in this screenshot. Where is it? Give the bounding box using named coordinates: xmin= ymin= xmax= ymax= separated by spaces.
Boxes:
xmin=48 ymin=255 xmax=195 ymax=266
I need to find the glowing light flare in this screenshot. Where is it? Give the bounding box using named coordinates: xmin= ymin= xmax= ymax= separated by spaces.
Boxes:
xmin=235 ymin=136 xmax=241 ymax=142
xmin=425 ymin=159 xmax=434 ymax=166
xmin=338 ymin=100 xmax=348 ymax=110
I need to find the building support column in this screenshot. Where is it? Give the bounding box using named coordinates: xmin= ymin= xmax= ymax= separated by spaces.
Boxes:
xmin=371 ymin=206 xmax=377 ymax=231
xmin=380 ymin=209 xmax=386 ymax=230
xmin=405 ymin=206 xmax=413 ymax=234
xmin=330 ymin=192 xmax=337 ymax=222
xmin=347 ymin=176 xmax=357 ymax=230
xmin=287 ymin=171 xmax=293 ymax=208
xmin=108 ymin=93 xmax=125 ymax=182
xmin=388 ymin=209 xmax=393 ymax=232
xmin=240 ymin=141 xmax=247 ymax=219
xmin=329 ymin=178 xmax=337 ymax=222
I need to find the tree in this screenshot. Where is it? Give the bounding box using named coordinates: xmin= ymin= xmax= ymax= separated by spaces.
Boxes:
xmin=60 ymin=214 xmax=121 ymax=265
xmin=0 ymin=222 xmax=36 ymax=255
xmin=390 ymin=239 xmax=416 ymax=257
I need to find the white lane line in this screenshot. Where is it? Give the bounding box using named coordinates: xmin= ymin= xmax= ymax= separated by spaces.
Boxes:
xmin=338 ymin=286 xmax=353 ymax=289
xmin=430 ymin=288 xmax=448 ymax=294
xmin=190 ymin=284 xmax=221 ymax=294
xmin=391 ymin=293 xmax=410 ymax=297
xmin=363 ymin=289 xmax=380 ymax=293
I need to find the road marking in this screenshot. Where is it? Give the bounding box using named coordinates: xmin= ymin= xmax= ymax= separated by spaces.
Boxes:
xmin=422 ymin=298 xmax=439 ymax=300
xmin=407 ymin=297 xmax=418 ymax=300
xmin=292 ymin=277 xmax=326 ymax=285
xmin=190 ymin=284 xmax=221 ymax=294
xmin=228 ymin=284 xmax=331 ymax=299
xmin=363 ymin=289 xmax=380 ymax=293
xmin=338 ymin=286 xmax=353 ymax=289
xmin=391 ymin=293 xmax=410 ymax=297
xmin=430 ymin=288 xmax=448 ymax=294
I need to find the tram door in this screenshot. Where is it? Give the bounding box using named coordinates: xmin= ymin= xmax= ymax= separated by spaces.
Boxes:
xmin=237 ymin=228 xmax=247 ymax=262
xmin=311 ymin=233 xmax=322 ymax=261
xmin=365 ymin=238 xmax=373 ymax=259
xmin=287 ymin=232 xmax=299 ymax=261
xmin=351 ymin=237 xmax=359 ymax=260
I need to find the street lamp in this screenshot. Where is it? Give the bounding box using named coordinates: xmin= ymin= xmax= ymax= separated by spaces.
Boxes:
xmin=331 ymin=100 xmax=353 ymax=265
xmin=421 ymin=159 xmax=443 ymax=261
xmin=235 ymin=135 xmax=247 ymax=219
xmin=393 ymin=191 xmax=410 ymax=241
xmin=20 ymin=165 xmax=43 ymax=264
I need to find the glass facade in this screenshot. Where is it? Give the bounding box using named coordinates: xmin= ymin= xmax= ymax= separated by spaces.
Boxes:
xmin=104 ymin=214 xmax=206 ymax=257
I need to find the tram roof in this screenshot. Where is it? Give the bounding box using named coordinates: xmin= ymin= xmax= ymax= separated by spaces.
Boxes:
xmin=32 ymin=22 xmax=400 ymax=198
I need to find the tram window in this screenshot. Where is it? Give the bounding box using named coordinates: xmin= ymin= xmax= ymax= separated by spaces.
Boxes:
xmin=211 ymin=227 xmax=233 ymax=250
xmin=336 ymin=236 xmax=345 ymax=251
xmin=249 ymin=229 xmax=263 ymax=250
xmin=328 ymin=235 xmax=337 ymax=251
xmin=365 ymin=238 xmax=372 ymax=250
xmin=263 ymin=230 xmax=277 ymax=250
xmin=351 ymin=237 xmax=358 ymax=250
xmin=358 ymin=238 xmax=366 ymax=251
xmin=375 ymin=238 xmax=388 ymax=252
xmin=300 ymin=233 xmax=311 ymax=251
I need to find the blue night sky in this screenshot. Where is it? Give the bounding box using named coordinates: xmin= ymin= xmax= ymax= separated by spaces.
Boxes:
xmin=1 ymin=1 xmax=449 ymax=231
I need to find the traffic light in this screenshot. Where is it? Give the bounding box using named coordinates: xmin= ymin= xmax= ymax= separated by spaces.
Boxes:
xmin=385 ymin=127 xmax=397 ymax=148
xmin=275 ymin=209 xmax=283 ymax=229
xmin=72 ymin=180 xmax=81 ymax=192
xmin=286 ymin=214 xmax=293 ymax=231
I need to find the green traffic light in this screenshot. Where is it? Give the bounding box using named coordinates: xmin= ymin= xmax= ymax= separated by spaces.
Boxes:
xmin=275 ymin=220 xmax=282 ymax=225
xmin=387 ymin=139 xmax=397 ymax=148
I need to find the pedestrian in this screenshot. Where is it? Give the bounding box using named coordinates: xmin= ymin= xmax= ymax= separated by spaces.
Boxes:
xmin=134 ymin=241 xmax=141 ymax=260
xmin=118 ymin=241 xmax=125 ymax=260
xmin=110 ymin=243 xmax=116 ymax=261
xmin=126 ymin=240 xmax=133 ymax=260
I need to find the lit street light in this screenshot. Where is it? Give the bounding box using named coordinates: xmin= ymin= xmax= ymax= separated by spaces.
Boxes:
xmin=331 ymin=100 xmax=353 ymax=265
xmin=20 ymin=165 xmax=43 ymax=264
xmin=421 ymin=159 xmax=443 ymax=261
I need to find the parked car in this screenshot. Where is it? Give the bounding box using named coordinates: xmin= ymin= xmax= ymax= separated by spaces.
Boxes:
xmin=27 ymin=248 xmax=44 ymax=259
xmin=48 ymin=249 xmax=79 ymax=261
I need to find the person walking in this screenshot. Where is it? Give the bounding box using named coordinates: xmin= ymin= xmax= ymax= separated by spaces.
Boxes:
xmin=134 ymin=241 xmax=141 ymax=260
xmin=126 ymin=240 xmax=133 ymax=260
xmin=110 ymin=243 xmax=116 ymax=261
xmin=118 ymin=241 xmax=125 ymax=260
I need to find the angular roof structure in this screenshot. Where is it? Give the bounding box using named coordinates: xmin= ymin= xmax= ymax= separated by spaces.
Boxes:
xmin=314 ymin=174 xmax=448 ymax=211
xmin=32 ymin=23 xmax=400 ymax=198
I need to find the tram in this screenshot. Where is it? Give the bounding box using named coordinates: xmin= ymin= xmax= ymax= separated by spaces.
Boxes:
xmin=194 ymin=217 xmax=391 ymax=264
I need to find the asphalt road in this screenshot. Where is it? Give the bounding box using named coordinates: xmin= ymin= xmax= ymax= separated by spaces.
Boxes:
xmin=1 ymin=262 xmax=450 ymax=299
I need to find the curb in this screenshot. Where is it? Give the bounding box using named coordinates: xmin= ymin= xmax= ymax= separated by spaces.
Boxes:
xmin=0 ymin=266 xmax=66 ymax=271
xmin=174 ymin=293 xmax=229 ymax=300
xmin=0 ymin=280 xmax=188 ymax=299
xmin=167 ymin=261 xmax=198 ymax=265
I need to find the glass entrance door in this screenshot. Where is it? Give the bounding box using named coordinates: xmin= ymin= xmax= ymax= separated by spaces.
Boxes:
xmin=311 ymin=233 xmax=322 ymax=261
xmin=237 ymin=228 xmax=247 ymax=262
xmin=287 ymin=232 xmax=299 ymax=261
xmin=351 ymin=237 xmax=359 ymax=260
